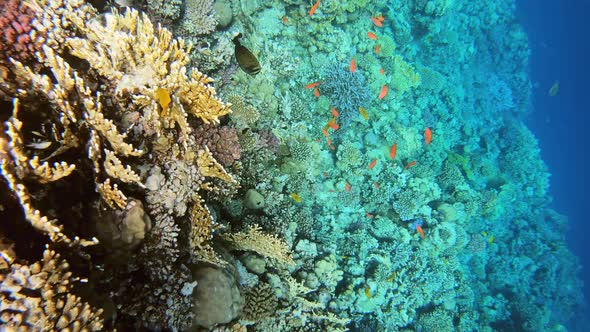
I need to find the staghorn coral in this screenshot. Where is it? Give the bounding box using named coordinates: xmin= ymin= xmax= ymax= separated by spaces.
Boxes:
xmin=320 ymin=63 xmax=372 ymax=125
xmin=65 ymin=8 xmax=231 ymax=135
xmin=0 ymin=247 xmax=104 ymax=330
xmin=0 ymin=99 xmax=94 ymax=245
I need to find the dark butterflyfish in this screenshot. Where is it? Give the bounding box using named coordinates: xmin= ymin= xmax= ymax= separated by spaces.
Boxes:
xmin=233 ymin=33 xmax=261 ymax=76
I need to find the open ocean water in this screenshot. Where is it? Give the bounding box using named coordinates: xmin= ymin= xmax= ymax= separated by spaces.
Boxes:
xmin=517 ymin=1 xmax=590 ymax=331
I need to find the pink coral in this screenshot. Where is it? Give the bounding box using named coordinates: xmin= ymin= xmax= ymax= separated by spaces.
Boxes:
xmin=257 ymin=129 xmax=280 ymax=153
xmin=193 ymin=123 xmax=241 ymax=166
xmin=0 ymin=0 xmax=36 ymax=65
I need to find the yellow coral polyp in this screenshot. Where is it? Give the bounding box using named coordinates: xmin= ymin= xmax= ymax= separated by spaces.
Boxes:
xmin=155 ymin=87 xmax=171 ymax=116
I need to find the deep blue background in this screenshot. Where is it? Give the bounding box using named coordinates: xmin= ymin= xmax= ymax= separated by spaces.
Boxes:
xmin=516 ymin=0 xmax=590 ymax=315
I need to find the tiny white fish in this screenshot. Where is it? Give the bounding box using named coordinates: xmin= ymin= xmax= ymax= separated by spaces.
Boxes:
xmin=26 ymin=141 xmax=52 ymax=149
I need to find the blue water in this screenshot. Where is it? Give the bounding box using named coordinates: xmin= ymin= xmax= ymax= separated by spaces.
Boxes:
xmin=517 ymin=0 xmax=590 ymax=305
xmin=517 ymin=0 xmax=590 ymax=329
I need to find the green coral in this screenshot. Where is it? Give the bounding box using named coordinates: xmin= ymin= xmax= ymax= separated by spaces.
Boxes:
xmin=391 ymin=55 xmax=421 ymax=93
xmin=416 ymin=308 xmax=455 ymax=332
xmin=336 ymin=141 xmax=364 ymax=171
xmin=379 ymin=34 xmax=397 ymax=58
xmin=447 ymin=152 xmax=475 ymax=180
xmin=392 ymin=177 xmax=441 ymax=221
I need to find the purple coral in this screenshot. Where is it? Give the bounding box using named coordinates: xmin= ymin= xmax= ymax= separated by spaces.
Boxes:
xmin=0 ymin=0 xmax=36 ymax=65
xmin=193 ymin=123 xmax=241 ymax=166
xmin=257 ymin=129 xmax=280 ymax=153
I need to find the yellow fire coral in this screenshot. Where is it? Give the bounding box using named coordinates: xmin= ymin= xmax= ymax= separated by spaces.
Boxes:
xmin=222 ymin=224 xmax=294 ymax=265
xmin=0 ymin=246 xmax=104 ymax=330
xmin=65 ymin=8 xmax=231 ymax=137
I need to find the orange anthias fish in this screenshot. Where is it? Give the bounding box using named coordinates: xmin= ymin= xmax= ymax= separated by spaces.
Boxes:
xmin=364 ymin=285 xmax=373 ymax=298
xmin=424 ymin=127 xmax=432 ymax=145
xmin=368 ymin=159 xmax=377 ymax=169
xmin=371 ymin=17 xmax=383 ymax=27
xmin=281 ymin=16 xmax=289 ymax=24
xmin=328 ymin=121 xmax=339 ymax=130
xmin=416 ymin=225 xmax=425 ymax=239
xmin=378 ymin=85 xmax=388 ymax=99
xmin=305 ymin=81 xmax=321 ymax=89
xmin=367 ymin=31 xmax=378 ymax=40
xmin=345 ymin=182 xmax=351 ymax=191
xmin=374 ymin=44 xmax=381 ymax=54
xmin=331 ymin=107 xmax=340 ymax=117
xmin=350 ymin=58 xmax=357 ymax=73
xmin=313 ymin=88 xmax=320 ymax=97
xmin=326 ymin=117 xmax=339 ymax=130
xmin=309 ymin=0 xmax=320 ymax=16
xmin=379 ymin=68 xmax=385 ymax=75
xmin=404 ymin=161 xmax=416 ymax=170
xmin=390 ymin=142 xmax=397 ymax=159
xmin=373 ymin=181 xmax=380 ymax=189
xmin=376 ymin=15 xmax=385 ymax=22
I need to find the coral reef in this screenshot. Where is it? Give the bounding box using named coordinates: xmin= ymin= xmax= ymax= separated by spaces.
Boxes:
xmin=0 ymin=246 xmax=103 ymax=330
xmin=0 ymin=0 xmax=584 ymax=330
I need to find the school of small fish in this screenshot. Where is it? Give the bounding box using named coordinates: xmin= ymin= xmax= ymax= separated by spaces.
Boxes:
xmin=301 ymin=7 xmax=435 ymax=240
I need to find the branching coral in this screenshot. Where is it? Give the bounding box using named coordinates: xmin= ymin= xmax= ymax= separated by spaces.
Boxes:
xmin=177 ymin=0 xmax=218 ymax=35
xmin=320 ymin=63 xmax=371 ymax=125
xmin=223 ymin=224 xmax=294 ymax=266
xmin=0 ymin=246 xmax=104 ymax=330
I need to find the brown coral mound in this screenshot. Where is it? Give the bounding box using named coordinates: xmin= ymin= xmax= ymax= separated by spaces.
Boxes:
xmin=194 ymin=123 xmax=242 ymax=166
